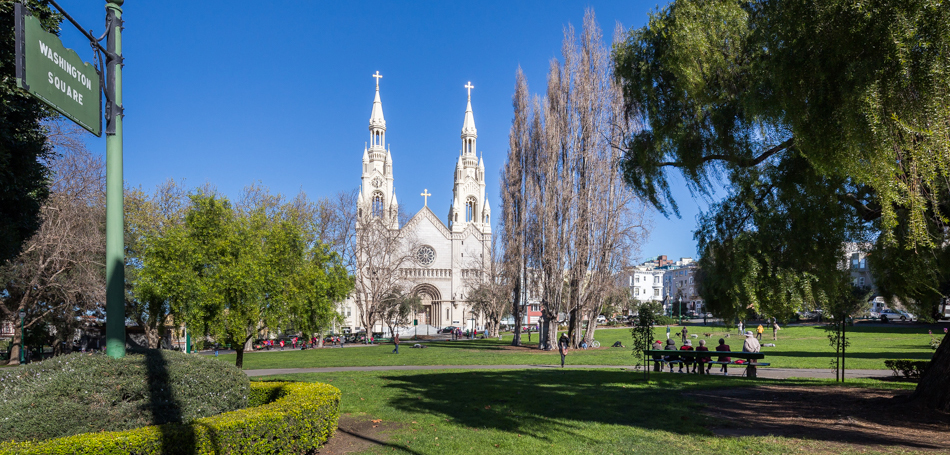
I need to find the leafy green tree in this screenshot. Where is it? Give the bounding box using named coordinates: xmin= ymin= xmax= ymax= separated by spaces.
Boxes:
xmin=0 ymin=1 xmax=61 ymax=262
xmin=139 ymin=189 xmax=352 ymax=368
xmin=124 ymin=181 xmax=188 ymax=349
xmin=613 ymin=0 xmax=950 ymax=410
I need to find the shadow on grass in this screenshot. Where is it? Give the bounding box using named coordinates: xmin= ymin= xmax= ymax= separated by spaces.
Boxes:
xmin=381 ymin=369 xmax=718 ymax=443
xmin=377 ymin=369 xmax=945 ymax=449
xmin=769 ymin=351 xmax=933 ymax=360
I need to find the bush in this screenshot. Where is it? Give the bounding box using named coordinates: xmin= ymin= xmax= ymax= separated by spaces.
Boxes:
xmin=0 ymin=350 xmax=249 ymax=442
xmin=884 ymin=359 xmax=929 ymax=379
xmin=0 ymin=381 xmax=341 ymax=455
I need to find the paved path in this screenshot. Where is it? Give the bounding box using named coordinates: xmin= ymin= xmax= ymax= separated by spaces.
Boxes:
xmin=244 ymin=364 xmax=890 ymax=380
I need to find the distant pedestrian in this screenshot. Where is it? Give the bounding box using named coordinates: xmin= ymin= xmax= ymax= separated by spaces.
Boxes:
xmin=392 ymin=332 xmax=400 ymax=354
xmin=756 ymin=324 xmax=764 ymax=340
xmin=772 ymin=319 xmax=780 ymax=340
xmin=558 ymin=333 xmax=570 ymax=367
xmin=738 ymin=320 xmax=744 ymax=335
xmin=279 ymin=339 xmax=285 ymax=350
xmin=681 ymin=326 xmax=689 ymax=344
xmin=666 ymin=325 xmax=671 ymax=340
xmin=703 ymin=313 xmax=707 ymax=326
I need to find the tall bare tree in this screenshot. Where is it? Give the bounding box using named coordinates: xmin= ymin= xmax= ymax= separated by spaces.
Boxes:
xmin=501 ymin=68 xmax=532 ymax=346
xmin=464 ymin=234 xmax=510 ymax=338
xmin=341 ymin=190 xmax=419 ymax=338
xmin=1 ymin=121 xmax=105 ymax=363
xmin=502 ymin=11 xmax=649 ymax=350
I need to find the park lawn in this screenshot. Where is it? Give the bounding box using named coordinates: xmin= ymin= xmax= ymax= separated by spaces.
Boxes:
xmin=253 ymin=368 xmax=916 ymax=455
xmin=226 ymin=324 xmax=941 ymax=371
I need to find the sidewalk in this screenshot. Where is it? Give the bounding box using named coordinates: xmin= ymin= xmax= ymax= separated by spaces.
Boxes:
xmin=244 ymin=364 xmax=890 ymax=380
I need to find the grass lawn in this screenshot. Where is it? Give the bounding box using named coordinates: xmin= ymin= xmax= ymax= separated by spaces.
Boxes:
xmin=224 ymin=324 xmax=942 ymax=371
xmin=254 ymin=368 xmax=917 ymax=454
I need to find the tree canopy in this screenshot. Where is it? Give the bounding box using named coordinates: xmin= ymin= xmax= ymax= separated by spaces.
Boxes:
xmin=0 ymin=1 xmax=62 ymax=262
xmin=613 ymin=0 xmax=950 ymax=411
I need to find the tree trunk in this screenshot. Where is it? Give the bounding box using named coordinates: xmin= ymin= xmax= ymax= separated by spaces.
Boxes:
xmin=511 ymin=282 xmax=522 ymax=346
xmin=235 ymin=347 xmax=245 ymax=369
xmin=909 ymin=331 xmax=950 ymax=412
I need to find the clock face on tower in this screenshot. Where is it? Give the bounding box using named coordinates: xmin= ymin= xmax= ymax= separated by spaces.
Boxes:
xmin=371 ymin=177 xmax=383 ymax=188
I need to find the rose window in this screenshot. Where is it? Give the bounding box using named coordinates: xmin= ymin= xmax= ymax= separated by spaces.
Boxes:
xmin=416 ymin=245 xmax=436 ymax=266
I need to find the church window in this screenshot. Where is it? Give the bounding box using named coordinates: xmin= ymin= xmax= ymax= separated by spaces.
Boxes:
xmin=465 ymin=196 xmax=477 ymax=222
xmin=484 ymin=214 xmax=489 ymax=223
xmin=416 ymin=245 xmax=436 ymax=266
xmin=372 ymin=192 xmax=384 ymax=217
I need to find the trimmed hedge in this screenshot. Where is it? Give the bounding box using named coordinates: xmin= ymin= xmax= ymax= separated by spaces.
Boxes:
xmin=0 ymin=350 xmax=249 ymax=442
xmin=884 ymin=359 xmax=929 ymax=380
xmin=0 ymin=381 xmax=340 ymax=455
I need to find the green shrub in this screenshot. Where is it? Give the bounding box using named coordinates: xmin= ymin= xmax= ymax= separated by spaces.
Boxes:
xmin=0 ymin=381 xmax=340 ymax=455
xmin=883 ymin=359 xmax=929 ymax=379
xmin=0 ymin=350 xmax=249 ymax=442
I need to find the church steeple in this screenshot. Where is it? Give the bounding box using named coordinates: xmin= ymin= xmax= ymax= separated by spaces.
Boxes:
xmin=450 ymin=82 xmax=489 ymax=234
xmin=461 ymin=82 xmax=477 ymax=166
xmin=369 ymin=71 xmax=386 ymax=153
xmin=359 ymin=71 xmax=398 ymax=228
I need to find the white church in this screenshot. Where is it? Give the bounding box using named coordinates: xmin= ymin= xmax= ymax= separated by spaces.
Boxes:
xmin=338 ymin=73 xmax=492 ymax=335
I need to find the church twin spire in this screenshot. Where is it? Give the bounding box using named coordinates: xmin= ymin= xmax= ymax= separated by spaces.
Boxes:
xmin=358 ymin=73 xmax=489 ymax=234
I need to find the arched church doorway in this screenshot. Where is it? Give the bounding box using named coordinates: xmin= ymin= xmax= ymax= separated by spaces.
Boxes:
xmin=412 ymin=284 xmax=442 ymax=327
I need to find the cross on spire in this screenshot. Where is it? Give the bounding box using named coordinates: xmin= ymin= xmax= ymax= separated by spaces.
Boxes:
xmin=373 ymin=71 xmax=383 ymax=89
xmin=465 ymin=81 xmax=474 ymax=100
xmin=421 ymin=189 xmax=431 ymax=207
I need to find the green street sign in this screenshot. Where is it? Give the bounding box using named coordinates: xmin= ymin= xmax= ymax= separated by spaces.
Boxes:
xmin=15 ymin=5 xmax=102 ymax=136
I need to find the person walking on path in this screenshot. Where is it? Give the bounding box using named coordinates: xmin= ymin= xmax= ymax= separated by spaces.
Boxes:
xmin=392 ymin=332 xmax=400 ymax=354
xmin=772 ymin=318 xmax=781 ymax=340
xmin=558 ymin=333 xmax=570 ymax=367
xmin=716 ymin=338 xmax=732 ymax=375
xmin=756 ymin=324 xmax=764 ymax=340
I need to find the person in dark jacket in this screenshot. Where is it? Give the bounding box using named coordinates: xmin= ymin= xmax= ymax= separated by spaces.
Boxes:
xmin=558 ymin=333 xmax=570 ymax=367
xmin=716 ymin=338 xmax=732 ymax=375
xmin=663 ymin=339 xmax=680 ymax=372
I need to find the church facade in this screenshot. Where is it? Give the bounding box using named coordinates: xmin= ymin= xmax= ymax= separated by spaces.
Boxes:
xmin=339 ymin=74 xmax=491 ymax=335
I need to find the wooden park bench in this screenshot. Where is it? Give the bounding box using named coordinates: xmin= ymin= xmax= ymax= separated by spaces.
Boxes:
xmin=644 ymin=349 xmax=770 ymax=378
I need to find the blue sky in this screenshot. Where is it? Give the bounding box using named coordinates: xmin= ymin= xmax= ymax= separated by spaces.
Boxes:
xmin=53 ymin=0 xmax=714 ymax=263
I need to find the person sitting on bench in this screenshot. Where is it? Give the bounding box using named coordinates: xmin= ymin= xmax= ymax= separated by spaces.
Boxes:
xmin=663 ymin=339 xmax=680 ymax=372
xmin=651 ymin=340 xmax=663 ymax=372
xmin=696 ymin=339 xmax=712 ymax=374
xmin=679 ymin=339 xmax=694 ymax=373
xmin=716 ymin=338 xmax=732 ymax=375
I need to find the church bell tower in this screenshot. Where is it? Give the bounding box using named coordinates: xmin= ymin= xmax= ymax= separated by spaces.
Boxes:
xmin=358 ymin=71 xmax=398 ymax=227
xmin=449 ymin=82 xmax=490 ymax=233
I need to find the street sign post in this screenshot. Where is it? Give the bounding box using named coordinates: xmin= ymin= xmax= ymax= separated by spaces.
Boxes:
xmin=14 ymin=1 xmax=125 ymax=358
xmin=14 ymin=4 xmax=101 ymax=136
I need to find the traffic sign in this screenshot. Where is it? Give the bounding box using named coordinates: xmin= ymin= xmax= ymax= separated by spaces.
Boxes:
xmin=15 ymin=4 xmax=102 ymax=136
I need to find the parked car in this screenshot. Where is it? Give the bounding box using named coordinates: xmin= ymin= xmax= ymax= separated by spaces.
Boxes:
xmin=439 ymin=326 xmax=459 ymax=334
xmin=880 ymin=308 xmax=916 ymax=322
xmin=596 ymin=315 xmax=607 ymax=324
